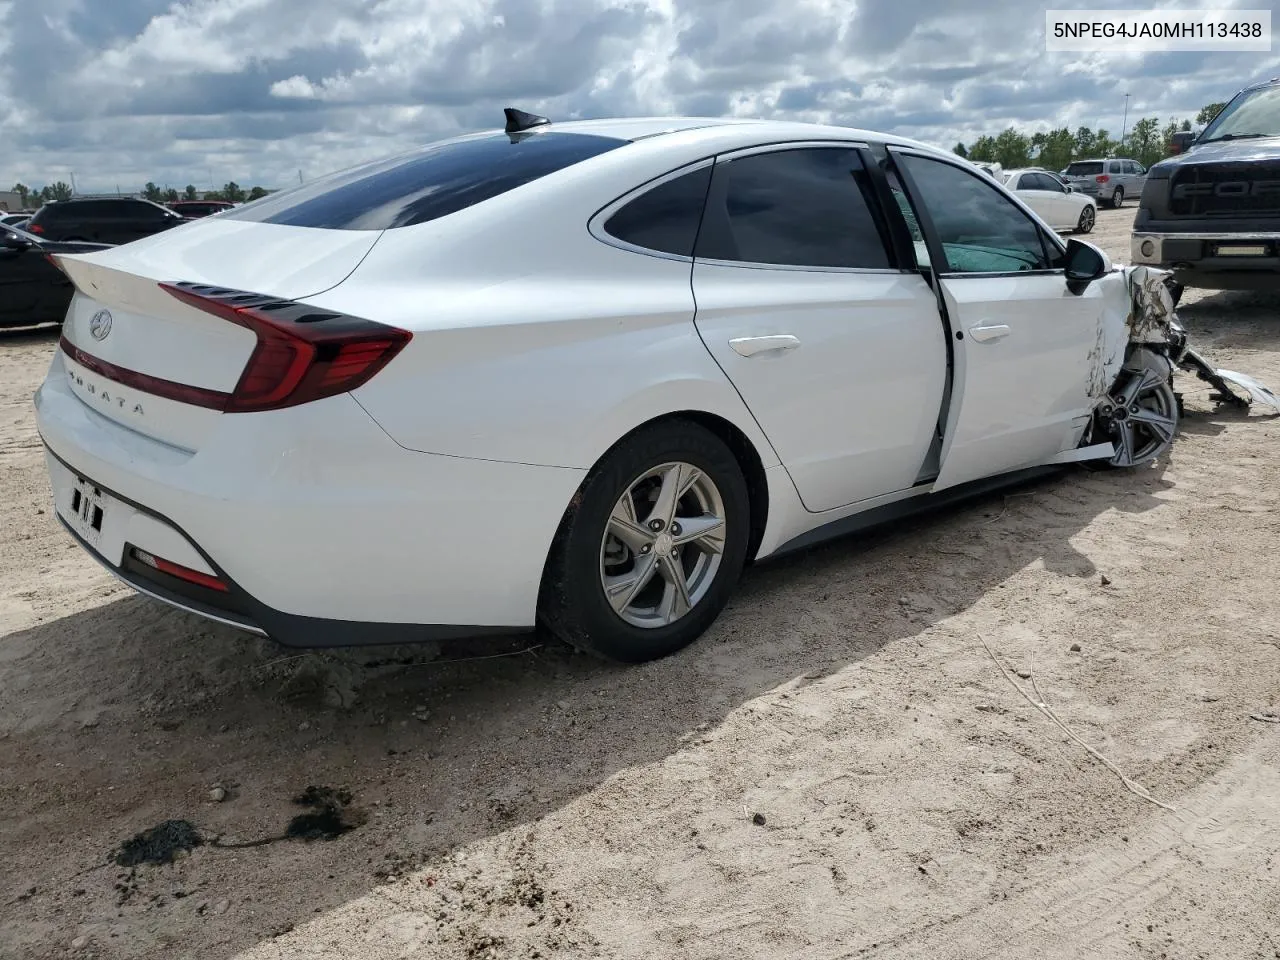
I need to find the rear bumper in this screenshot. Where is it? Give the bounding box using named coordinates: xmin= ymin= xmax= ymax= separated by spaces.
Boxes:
xmin=1130 ymin=230 xmax=1280 ymax=290
xmin=34 ymin=353 xmax=587 ymax=646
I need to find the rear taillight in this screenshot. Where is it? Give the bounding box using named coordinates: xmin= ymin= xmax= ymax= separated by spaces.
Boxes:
xmin=158 ymin=282 xmax=411 ymax=413
xmin=1095 ymin=174 xmax=1110 ymax=183
xmin=131 ymin=547 xmax=228 ymax=592
xmin=27 ymin=223 xmax=44 ymax=234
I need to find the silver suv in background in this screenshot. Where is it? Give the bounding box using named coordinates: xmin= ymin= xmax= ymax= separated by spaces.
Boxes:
xmin=1063 ymin=158 xmax=1148 ymax=208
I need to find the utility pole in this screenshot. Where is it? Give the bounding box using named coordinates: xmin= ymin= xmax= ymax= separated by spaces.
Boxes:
xmin=70 ymin=171 xmax=77 ymax=195
xmin=1121 ymin=92 xmax=1131 ymax=148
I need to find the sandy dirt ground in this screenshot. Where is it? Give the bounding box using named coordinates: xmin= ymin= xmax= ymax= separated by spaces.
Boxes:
xmin=2 ymin=205 xmax=1280 ymax=960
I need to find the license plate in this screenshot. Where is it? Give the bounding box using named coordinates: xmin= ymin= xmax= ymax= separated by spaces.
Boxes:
xmin=1215 ymin=244 xmax=1269 ymax=257
xmin=66 ymin=478 xmax=107 ymax=545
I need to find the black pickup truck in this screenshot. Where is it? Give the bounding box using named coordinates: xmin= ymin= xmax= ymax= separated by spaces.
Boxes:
xmin=1130 ymin=77 xmax=1280 ymax=291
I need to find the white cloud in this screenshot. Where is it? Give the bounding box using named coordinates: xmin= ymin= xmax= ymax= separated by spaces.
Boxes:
xmin=0 ymin=0 xmax=1277 ymax=193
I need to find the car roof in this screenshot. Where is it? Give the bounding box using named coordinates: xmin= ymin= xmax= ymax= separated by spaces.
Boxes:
xmin=489 ymin=115 xmax=953 ymax=155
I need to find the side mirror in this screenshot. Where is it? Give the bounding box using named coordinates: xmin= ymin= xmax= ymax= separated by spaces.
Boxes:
xmin=1064 ymin=238 xmax=1107 ymax=295
xmin=1065 ymin=184 xmax=1074 ymax=193
xmin=1168 ymin=131 xmax=1196 ymax=155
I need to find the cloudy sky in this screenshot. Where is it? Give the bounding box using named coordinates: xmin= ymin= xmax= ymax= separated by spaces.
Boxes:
xmin=1 ymin=0 xmax=1277 ymax=194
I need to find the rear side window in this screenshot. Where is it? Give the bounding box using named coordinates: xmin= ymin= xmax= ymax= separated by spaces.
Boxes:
xmin=222 ymin=131 xmax=628 ymax=231
xmin=67 ymin=201 xmax=115 ymax=218
xmin=1066 ymin=162 xmax=1103 ymax=176
xmin=695 ymin=147 xmax=894 ymax=270
xmin=603 ymin=166 xmax=712 ymax=257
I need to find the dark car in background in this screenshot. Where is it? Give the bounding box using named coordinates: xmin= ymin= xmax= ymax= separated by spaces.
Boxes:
xmin=167 ymin=199 xmax=234 ymax=218
xmin=1132 ymin=77 xmax=1280 ymax=291
xmin=25 ymin=197 xmax=188 ymax=244
xmin=0 ymin=224 xmax=110 ymax=328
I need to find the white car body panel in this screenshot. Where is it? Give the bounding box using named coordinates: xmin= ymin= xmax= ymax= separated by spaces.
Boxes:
xmin=691 ymin=263 xmax=945 ymax=512
xmin=36 ymin=355 xmax=585 ymax=626
xmin=325 ymin=224 xmax=779 ymax=472
xmin=932 ymin=267 xmax=1120 ymax=491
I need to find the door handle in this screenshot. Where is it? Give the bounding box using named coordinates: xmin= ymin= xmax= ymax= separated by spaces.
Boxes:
xmin=967 ymin=323 xmax=1011 ymax=343
xmin=728 ymin=335 xmax=801 ymax=358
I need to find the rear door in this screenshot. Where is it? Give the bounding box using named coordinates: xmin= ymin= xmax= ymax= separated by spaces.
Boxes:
xmin=691 ymin=143 xmax=947 ymax=513
xmin=888 ymin=149 xmax=1109 ymax=491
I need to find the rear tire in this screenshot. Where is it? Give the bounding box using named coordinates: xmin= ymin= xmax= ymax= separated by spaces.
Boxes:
xmin=538 ymin=420 xmax=750 ymax=663
xmin=1110 ymin=187 xmax=1124 ymax=209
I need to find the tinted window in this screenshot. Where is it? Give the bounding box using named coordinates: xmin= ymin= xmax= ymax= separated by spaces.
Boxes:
xmin=603 ymin=166 xmax=711 ymax=257
xmin=131 ymin=201 xmax=171 ymax=220
xmin=1031 ymin=173 xmax=1061 ymax=191
xmin=62 ymin=201 xmax=114 ymax=218
xmin=1066 ymin=162 xmax=1103 ymax=176
xmin=897 ymin=154 xmax=1051 ymax=274
xmin=223 ymin=131 xmax=627 ymax=231
xmin=695 ymin=148 xmax=893 ymax=269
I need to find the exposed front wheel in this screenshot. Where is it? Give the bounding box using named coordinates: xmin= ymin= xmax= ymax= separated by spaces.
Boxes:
xmin=1098 ymin=353 xmax=1179 ymax=468
xmin=538 ymin=420 xmax=750 ymax=663
xmin=1076 ymin=205 xmax=1095 ymax=233
xmin=1110 ymin=187 xmax=1124 ymax=209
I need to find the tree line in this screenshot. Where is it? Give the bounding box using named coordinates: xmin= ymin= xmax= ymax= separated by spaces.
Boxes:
xmin=8 ymin=180 xmax=272 ymax=210
xmin=954 ymin=102 xmax=1226 ymax=171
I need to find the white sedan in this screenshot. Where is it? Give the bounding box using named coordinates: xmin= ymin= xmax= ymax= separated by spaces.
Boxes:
xmin=1003 ymin=168 xmax=1097 ymax=233
xmin=36 ymin=110 xmax=1181 ymax=663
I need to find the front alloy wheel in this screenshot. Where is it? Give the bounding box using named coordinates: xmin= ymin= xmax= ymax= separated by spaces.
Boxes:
xmin=1076 ymin=204 xmax=1095 ymax=233
xmin=1101 ymin=365 xmax=1178 ymax=467
xmin=539 ymin=420 xmax=750 ymax=663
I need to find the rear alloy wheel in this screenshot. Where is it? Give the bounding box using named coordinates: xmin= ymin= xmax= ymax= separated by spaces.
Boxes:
xmin=538 ymin=420 xmax=750 ymax=663
xmin=1076 ymin=205 xmax=1095 ymax=233
xmin=1110 ymin=186 xmax=1124 ymax=209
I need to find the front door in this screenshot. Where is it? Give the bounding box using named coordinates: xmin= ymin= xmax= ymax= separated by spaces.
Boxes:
xmin=888 ymin=150 xmax=1110 ymax=492
xmin=691 ymin=144 xmax=947 ymax=513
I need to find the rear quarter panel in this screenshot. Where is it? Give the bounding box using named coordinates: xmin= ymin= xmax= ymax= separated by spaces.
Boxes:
xmin=333 ymin=235 xmax=780 ymax=472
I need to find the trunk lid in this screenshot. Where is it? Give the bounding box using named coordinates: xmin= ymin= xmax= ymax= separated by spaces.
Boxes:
xmin=53 ymin=219 xmax=381 ymax=451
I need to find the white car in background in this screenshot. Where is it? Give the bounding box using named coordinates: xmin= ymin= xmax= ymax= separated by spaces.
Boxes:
xmin=1003 ymin=168 xmax=1097 ymax=233
xmin=37 ymin=110 xmax=1179 ymax=664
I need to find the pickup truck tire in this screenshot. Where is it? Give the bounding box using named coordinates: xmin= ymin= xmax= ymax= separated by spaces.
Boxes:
xmin=1110 ymin=187 xmax=1124 ymax=209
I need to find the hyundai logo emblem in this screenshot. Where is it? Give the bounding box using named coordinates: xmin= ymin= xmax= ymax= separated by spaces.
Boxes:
xmin=89 ymin=309 xmax=113 ymax=341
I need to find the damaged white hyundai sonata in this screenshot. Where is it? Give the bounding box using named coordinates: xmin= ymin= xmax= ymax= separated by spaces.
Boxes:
xmin=34 ymin=110 xmax=1276 ymax=663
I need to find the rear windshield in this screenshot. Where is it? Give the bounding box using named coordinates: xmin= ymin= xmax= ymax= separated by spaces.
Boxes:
xmin=1066 ymin=162 xmax=1104 ymax=176
xmin=223 ymin=131 xmax=628 ymax=231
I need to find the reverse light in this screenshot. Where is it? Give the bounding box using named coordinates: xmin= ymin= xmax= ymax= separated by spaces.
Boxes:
xmin=159 ymin=282 xmax=411 ymax=413
xmin=131 ymin=547 xmax=229 ymax=593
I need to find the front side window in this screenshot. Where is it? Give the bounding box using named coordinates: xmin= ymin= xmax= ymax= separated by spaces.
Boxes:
xmin=896 ymin=154 xmax=1052 ymax=274
xmin=603 ymin=165 xmax=712 ymax=257
xmin=222 ymin=131 xmax=628 ymax=231
xmin=695 ymin=147 xmax=894 ymax=270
